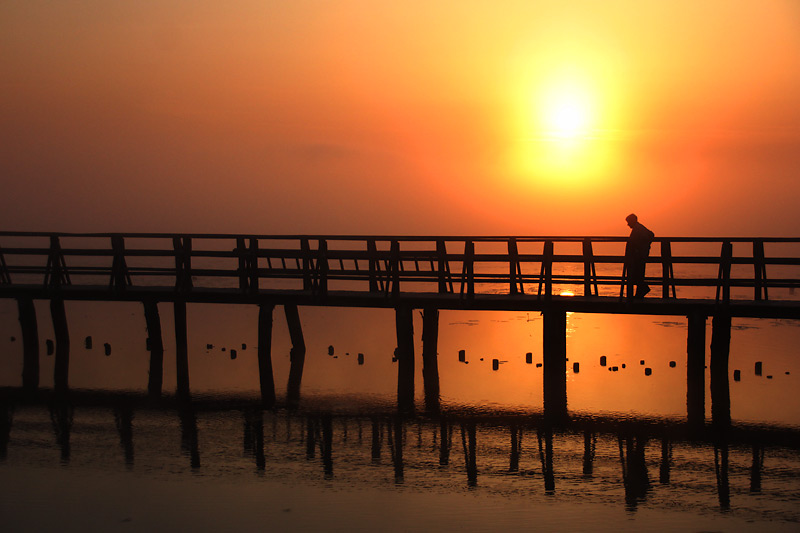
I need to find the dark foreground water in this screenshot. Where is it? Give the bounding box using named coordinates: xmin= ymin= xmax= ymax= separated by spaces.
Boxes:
xmin=1 ymin=391 xmax=799 ymax=532
xmin=1 ymin=299 xmax=800 ymax=531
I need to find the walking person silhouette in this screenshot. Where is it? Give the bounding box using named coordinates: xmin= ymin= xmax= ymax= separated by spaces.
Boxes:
xmin=625 ymin=214 xmax=654 ymax=299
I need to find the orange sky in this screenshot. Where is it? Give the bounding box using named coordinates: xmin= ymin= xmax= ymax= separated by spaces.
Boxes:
xmin=2 ymin=1 xmax=799 ymax=237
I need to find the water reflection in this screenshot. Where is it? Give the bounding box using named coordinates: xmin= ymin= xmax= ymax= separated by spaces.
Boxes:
xmin=2 ymin=391 xmax=800 ymax=527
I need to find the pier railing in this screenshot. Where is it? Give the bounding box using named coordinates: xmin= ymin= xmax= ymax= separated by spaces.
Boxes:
xmin=1 ymin=232 xmax=799 ymax=303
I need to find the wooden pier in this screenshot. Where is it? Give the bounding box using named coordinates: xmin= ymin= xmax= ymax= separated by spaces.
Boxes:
xmin=1 ymin=232 xmax=799 ymax=422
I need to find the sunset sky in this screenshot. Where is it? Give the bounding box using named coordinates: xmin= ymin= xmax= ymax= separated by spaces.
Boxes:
xmin=2 ymin=1 xmax=799 ymax=237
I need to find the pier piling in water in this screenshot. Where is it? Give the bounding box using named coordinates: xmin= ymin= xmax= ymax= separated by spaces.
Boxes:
xmin=174 ymin=301 xmax=190 ymax=402
xmin=543 ymin=309 xmax=567 ymax=420
xmin=50 ymin=298 xmax=69 ymax=393
xmin=17 ymin=298 xmax=39 ymax=393
xmin=421 ymin=306 xmax=440 ymax=413
xmin=257 ymin=304 xmax=276 ymax=408
xmin=143 ymin=301 xmax=164 ymax=398
xmin=395 ymin=306 xmax=415 ymax=412
xmin=710 ymin=313 xmax=732 ymax=428
xmin=285 ymin=304 xmax=306 ymax=408
xmin=687 ymin=313 xmax=706 ymax=425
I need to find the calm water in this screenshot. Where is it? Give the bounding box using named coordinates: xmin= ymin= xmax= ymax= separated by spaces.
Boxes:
xmin=1 ymin=299 xmax=799 ymax=531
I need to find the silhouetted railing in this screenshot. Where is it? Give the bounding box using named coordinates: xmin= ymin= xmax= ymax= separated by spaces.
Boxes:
xmin=1 ymin=232 xmax=799 ymax=303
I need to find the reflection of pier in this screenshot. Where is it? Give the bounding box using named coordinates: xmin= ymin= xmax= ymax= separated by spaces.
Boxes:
xmin=2 ymin=233 xmax=800 ymax=421
xmin=1 ymin=394 xmax=797 ymax=515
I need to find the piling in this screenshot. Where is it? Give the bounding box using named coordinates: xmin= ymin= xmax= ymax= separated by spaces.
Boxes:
xmin=755 ymin=362 xmax=763 ymax=376
xmin=257 ymin=304 xmax=276 ymax=408
xmin=395 ymin=306 xmax=415 ymax=413
xmin=285 ymin=304 xmax=306 ymax=408
xmin=710 ymin=313 xmax=732 ymax=428
xmin=143 ymin=300 xmax=164 ymax=398
xmin=50 ymin=298 xmax=70 ymax=393
xmin=421 ymin=306 xmax=440 ymax=413
xmin=174 ymin=300 xmax=190 ymax=402
xmin=686 ymin=313 xmax=706 ymax=426
xmin=17 ymin=298 xmax=39 ymax=393
xmin=543 ymin=309 xmax=567 ymax=420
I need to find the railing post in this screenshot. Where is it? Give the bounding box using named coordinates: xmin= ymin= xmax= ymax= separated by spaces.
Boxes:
xmin=0 ymin=246 xmax=11 ymax=284
xmin=248 ymin=238 xmax=260 ymax=294
xmin=508 ymin=238 xmax=522 ymax=295
xmin=390 ymin=240 xmax=401 ymax=298
xmin=368 ymin=239 xmax=380 ymax=292
xmin=582 ymin=238 xmax=598 ymax=297
xmin=301 ymin=238 xmax=313 ymax=291
xmin=45 ymin=236 xmax=70 ymax=289
xmin=753 ymin=239 xmax=767 ymax=301
xmin=436 ymin=240 xmax=452 ymax=293
xmin=316 ymin=239 xmax=328 ymax=297
xmin=539 ymin=240 xmax=553 ymax=299
xmin=661 ymin=240 xmax=676 ymax=299
xmin=173 ymin=237 xmax=192 ymax=292
xmin=236 ymin=237 xmax=248 ymax=292
xmin=110 ymin=235 xmax=131 ymax=293
xmin=460 ymin=240 xmax=474 ymax=299
xmin=716 ymin=241 xmax=732 ymax=304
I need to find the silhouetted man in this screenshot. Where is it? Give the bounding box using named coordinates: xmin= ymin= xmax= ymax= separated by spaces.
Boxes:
xmin=625 ymin=214 xmax=654 ymax=299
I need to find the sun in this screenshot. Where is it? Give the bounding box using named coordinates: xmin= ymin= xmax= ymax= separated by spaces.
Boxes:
xmin=540 ymin=85 xmax=593 ymax=140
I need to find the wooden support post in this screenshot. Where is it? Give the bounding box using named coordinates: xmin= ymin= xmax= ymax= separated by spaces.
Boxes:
xmin=50 ymin=298 xmax=70 ymax=393
xmin=17 ymin=298 xmax=39 ymax=393
xmin=543 ymin=309 xmax=567 ymax=420
xmin=143 ymin=301 xmax=164 ymax=399
xmin=285 ymin=304 xmax=306 ymax=408
xmin=686 ymin=313 xmax=706 ymax=426
xmin=395 ymin=306 xmax=415 ymax=413
xmin=257 ymin=304 xmax=276 ymax=408
xmin=174 ymin=300 xmax=190 ymax=402
xmin=710 ymin=313 xmax=731 ymax=429
xmin=421 ymin=306 xmax=440 ymax=413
